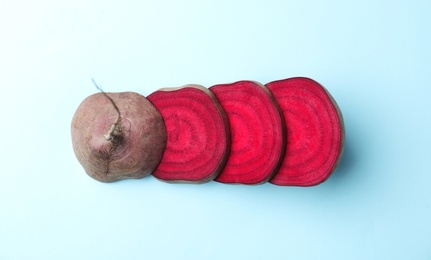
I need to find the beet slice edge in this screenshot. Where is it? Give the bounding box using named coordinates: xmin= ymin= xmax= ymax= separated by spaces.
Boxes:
xmin=210 ymin=81 xmax=286 ymax=185
xmin=266 ymin=77 xmax=345 ymax=186
xmin=147 ymin=84 xmax=230 ymax=183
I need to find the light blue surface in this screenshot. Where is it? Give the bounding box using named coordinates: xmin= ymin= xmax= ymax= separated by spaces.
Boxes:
xmin=1 ymin=0 xmax=430 ymax=259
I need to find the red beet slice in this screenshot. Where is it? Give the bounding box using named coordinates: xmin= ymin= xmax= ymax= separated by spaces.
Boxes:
xmin=209 ymin=81 xmax=286 ymax=185
xmin=147 ymin=84 xmax=230 ymax=183
xmin=266 ymin=77 xmax=344 ymax=186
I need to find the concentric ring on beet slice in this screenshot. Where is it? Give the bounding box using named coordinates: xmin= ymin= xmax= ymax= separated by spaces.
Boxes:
xmin=266 ymin=77 xmax=345 ymax=186
xmin=147 ymin=84 xmax=230 ymax=184
xmin=209 ymin=81 xmax=286 ymax=185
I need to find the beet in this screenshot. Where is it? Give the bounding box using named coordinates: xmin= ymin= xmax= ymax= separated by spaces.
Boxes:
xmin=147 ymin=84 xmax=230 ymax=183
xmin=71 ymin=92 xmax=167 ymax=182
xmin=209 ymin=81 xmax=286 ymax=185
xmin=266 ymin=77 xmax=344 ymax=186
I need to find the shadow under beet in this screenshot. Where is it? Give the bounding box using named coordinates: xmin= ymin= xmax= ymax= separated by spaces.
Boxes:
xmin=325 ymin=109 xmax=365 ymax=189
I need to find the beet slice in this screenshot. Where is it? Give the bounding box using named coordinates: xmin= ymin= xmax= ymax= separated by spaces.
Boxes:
xmin=147 ymin=84 xmax=230 ymax=183
xmin=209 ymin=81 xmax=286 ymax=185
xmin=266 ymin=77 xmax=344 ymax=186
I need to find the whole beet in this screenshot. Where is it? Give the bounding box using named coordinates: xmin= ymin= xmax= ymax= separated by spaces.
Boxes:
xmin=71 ymin=92 xmax=167 ymax=182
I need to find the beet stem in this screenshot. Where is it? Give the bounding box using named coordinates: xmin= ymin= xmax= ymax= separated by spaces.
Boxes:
xmin=91 ymin=79 xmax=122 ymax=142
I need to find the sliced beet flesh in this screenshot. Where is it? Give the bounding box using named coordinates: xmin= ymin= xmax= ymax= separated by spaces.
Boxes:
xmin=266 ymin=77 xmax=344 ymax=186
xmin=209 ymin=81 xmax=286 ymax=185
xmin=147 ymin=84 xmax=230 ymax=183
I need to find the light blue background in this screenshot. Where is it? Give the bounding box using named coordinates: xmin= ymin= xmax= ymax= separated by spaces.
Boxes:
xmin=1 ymin=0 xmax=430 ymax=259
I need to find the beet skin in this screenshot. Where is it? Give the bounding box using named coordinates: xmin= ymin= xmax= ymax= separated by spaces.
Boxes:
xmin=71 ymin=92 xmax=167 ymax=182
